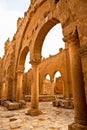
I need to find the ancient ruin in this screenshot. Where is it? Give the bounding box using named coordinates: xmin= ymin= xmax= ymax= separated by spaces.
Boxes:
xmin=0 ymin=0 xmax=87 ymax=129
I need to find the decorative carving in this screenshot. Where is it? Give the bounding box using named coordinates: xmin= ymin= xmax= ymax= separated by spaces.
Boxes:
xmin=63 ymin=27 xmax=79 ymax=44
xmin=30 ymin=58 xmax=41 ymax=65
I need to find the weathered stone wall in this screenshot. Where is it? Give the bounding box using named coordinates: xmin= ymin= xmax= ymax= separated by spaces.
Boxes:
xmin=23 ymin=69 xmax=33 ymax=95
xmin=0 ymin=0 xmax=86 ymax=101
xmin=23 ymin=48 xmax=72 ymax=98
xmin=0 ymin=0 xmax=87 ymax=127
xmin=54 ymin=77 xmax=64 ymax=95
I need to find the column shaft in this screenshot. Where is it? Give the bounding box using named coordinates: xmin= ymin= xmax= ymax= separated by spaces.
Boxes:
xmin=51 ymin=80 xmax=54 ymax=95
xmin=16 ymin=72 xmax=23 ymax=101
xmin=31 ymin=64 xmax=39 ymax=108
xmin=69 ymin=42 xmax=87 ymax=125
xmin=26 ymin=60 xmax=42 ymax=116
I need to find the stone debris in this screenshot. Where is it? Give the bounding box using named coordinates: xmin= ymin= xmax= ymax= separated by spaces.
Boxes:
xmin=0 ymin=100 xmax=26 ymax=110
xmin=53 ymin=97 xmax=74 ymax=109
xmin=0 ymin=102 xmax=74 ymax=130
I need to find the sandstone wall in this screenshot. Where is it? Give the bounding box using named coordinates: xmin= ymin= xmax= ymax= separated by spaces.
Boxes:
xmin=0 ymin=0 xmax=87 ymax=102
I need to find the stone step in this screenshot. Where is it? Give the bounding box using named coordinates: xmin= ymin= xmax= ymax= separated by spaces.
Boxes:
xmin=24 ymin=95 xmax=55 ymax=102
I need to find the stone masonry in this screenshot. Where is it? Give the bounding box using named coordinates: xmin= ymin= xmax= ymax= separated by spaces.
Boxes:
xmin=0 ymin=0 xmax=87 ymax=130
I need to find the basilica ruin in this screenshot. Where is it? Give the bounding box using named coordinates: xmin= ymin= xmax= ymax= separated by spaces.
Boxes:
xmin=0 ymin=0 xmax=87 ymax=130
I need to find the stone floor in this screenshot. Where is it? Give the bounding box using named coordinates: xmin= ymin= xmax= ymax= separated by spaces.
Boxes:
xmin=0 ymin=102 xmax=74 ymax=130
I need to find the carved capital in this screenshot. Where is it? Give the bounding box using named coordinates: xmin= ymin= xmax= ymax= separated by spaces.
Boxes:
xmin=30 ymin=59 xmax=41 ymax=66
xmin=16 ymin=65 xmax=24 ymax=73
xmin=63 ymin=28 xmax=79 ymax=45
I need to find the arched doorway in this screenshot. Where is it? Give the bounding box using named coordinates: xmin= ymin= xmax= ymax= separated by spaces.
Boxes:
xmin=28 ymin=16 xmax=87 ymax=127
xmin=28 ymin=18 xmax=66 ymax=115
xmin=42 ymin=74 xmax=51 ymax=95
xmin=42 ymin=23 xmax=65 ymax=58
xmin=16 ymin=46 xmax=31 ymax=101
xmin=23 ymin=52 xmax=32 ymax=96
xmin=54 ymin=71 xmax=64 ymax=96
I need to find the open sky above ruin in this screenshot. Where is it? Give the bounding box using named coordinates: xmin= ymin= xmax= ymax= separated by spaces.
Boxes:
xmin=0 ymin=0 xmax=30 ymax=57
xmin=0 ymin=0 xmax=64 ymax=62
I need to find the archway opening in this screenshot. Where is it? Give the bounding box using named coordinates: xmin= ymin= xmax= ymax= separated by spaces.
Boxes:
xmin=46 ymin=74 xmax=50 ymax=81
xmin=23 ymin=52 xmax=32 ymax=96
xmin=54 ymin=71 xmax=64 ymax=96
xmin=41 ymin=23 xmax=65 ymax=58
xmin=43 ymin=74 xmax=51 ymax=95
xmin=24 ymin=52 xmax=31 ymax=73
xmin=54 ymin=71 xmax=61 ymax=82
xmin=17 ymin=47 xmax=32 ymax=100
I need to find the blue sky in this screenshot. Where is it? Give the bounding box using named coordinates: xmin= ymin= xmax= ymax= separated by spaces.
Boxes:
xmin=0 ymin=0 xmax=30 ymax=57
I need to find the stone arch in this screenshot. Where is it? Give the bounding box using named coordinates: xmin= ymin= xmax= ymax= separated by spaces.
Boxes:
xmin=6 ymin=0 xmax=87 ymax=128
xmin=45 ymin=73 xmax=51 ymax=80
xmin=42 ymin=73 xmax=51 ymax=95
xmin=16 ymin=46 xmax=30 ymax=101
xmin=18 ymin=46 xmax=29 ymax=69
xmin=31 ymin=19 xmax=59 ymax=60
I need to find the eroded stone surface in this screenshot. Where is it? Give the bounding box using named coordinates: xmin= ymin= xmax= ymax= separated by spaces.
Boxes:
xmin=0 ymin=102 xmax=74 ymax=130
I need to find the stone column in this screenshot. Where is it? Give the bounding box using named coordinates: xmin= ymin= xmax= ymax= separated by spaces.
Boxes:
xmin=80 ymin=46 xmax=87 ymax=102
xmin=42 ymin=80 xmax=46 ymax=94
xmin=51 ymin=79 xmax=54 ymax=95
xmin=1 ymin=81 xmax=7 ymax=99
xmin=64 ymin=49 xmax=72 ymax=98
xmin=16 ymin=67 xmax=24 ymax=101
xmin=26 ymin=59 xmax=42 ymax=116
xmin=64 ymin=34 xmax=87 ymax=129
xmin=12 ymin=78 xmax=16 ymax=101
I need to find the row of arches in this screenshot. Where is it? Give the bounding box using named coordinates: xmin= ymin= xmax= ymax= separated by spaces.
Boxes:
xmin=1 ymin=0 xmax=87 ymax=129
xmin=24 ymin=23 xmax=64 ymax=72
xmin=42 ymin=71 xmax=64 ymax=95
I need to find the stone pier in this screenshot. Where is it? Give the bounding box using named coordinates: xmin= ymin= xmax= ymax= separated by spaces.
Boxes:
xmin=16 ymin=66 xmax=24 ymax=101
xmin=67 ymin=33 xmax=87 ymax=130
xmin=26 ymin=60 xmax=42 ymax=116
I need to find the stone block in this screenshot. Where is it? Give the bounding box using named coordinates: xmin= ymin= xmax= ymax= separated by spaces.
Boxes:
xmin=68 ymin=123 xmax=87 ymax=130
xmin=0 ymin=98 xmax=7 ymax=106
xmin=53 ymin=98 xmax=74 ymax=109
xmin=3 ymin=101 xmax=11 ymax=107
xmin=18 ymin=100 xmax=26 ymax=108
xmin=64 ymin=100 xmax=74 ymax=109
xmin=7 ymin=102 xmax=19 ymax=110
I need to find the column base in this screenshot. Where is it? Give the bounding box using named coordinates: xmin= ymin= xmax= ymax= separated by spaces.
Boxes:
xmin=68 ymin=123 xmax=87 ymax=130
xmin=26 ymin=108 xmax=42 ymax=116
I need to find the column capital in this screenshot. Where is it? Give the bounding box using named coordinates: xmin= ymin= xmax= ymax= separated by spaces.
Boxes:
xmin=30 ymin=59 xmax=41 ymax=66
xmin=16 ymin=65 xmax=24 ymax=73
xmin=63 ymin=28 xmax=79 ymax=45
